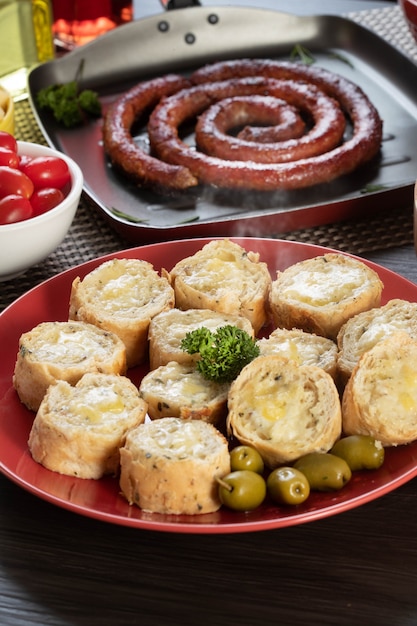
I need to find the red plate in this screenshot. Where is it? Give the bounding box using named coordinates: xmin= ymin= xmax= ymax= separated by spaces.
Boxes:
xmin=1 ymin=237 xmax=417 ymax=534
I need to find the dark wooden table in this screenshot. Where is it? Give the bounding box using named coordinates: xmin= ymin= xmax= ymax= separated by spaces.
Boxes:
xmin=2 ymin=1 xmax=417 ymax=625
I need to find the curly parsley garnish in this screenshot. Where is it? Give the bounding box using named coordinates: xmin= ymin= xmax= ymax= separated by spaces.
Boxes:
xmin=36 ymin=61 xmax=101 ymax=127
xmin=181 ymin=325 xmax=260 ymax=383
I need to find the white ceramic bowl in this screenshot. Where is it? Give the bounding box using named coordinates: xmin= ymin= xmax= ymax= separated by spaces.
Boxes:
xmin=0 ymin=141 xmax=83 ymax=281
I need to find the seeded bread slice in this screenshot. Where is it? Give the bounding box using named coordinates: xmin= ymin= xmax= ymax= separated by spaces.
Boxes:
xmin=119 ymin=417 xmax=230 ymax=514
xmin=342 ymin=331 xmax=417 ymax=446
xmin=269 ymin=253 xmax=383 ymax=341
xmin=28 ymin=372 xmax=147 ymax=479
xmin=227 ymin=355 xmax=342 ymax=467
xmin=165 ymin=239 xmax=271 ymax=334
xmin=69 ymin=258 xmax=175 ymax=367
xmin=337 ymin=299 xmax=417 ymax=385
xmin=13 ymin=321 xmax=126 ymax=412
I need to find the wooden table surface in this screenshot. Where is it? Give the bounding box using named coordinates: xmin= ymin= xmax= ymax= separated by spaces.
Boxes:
xmin=2 ymin=1 xmax=417 ymax=625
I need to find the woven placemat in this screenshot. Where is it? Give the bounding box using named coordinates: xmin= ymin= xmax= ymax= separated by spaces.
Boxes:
xmin=1 ymin=4 xmax=415 ymax=311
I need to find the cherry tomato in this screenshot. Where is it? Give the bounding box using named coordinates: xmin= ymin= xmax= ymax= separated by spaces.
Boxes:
xmin=18 ymin=154 xmax=33 ymax=168
xmin=0 ymin=166 xmax=34 ymax=199
xmin=0 ymin=131 xmax=17 ymax=153
xmin=0 ymin=147 xmax=19 ymax=168
xmin=20 ymin=156 xmax=71 ymax=190
xmin=0 ymin=195 xmax=33 ymax=224
xmin=30 ymin=187 xmax=65 ymax=216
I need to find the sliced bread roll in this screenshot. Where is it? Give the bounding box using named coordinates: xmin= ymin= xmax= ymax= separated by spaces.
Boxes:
xmin=227 ymin=355 xmax=342 ymax=467
xmin=148 ymin=308 xmax=254 ymax=370
xmin=269 ymin=253 xmax=383 ymax=341
xmin=342 ymin=331 xmax=417 ymax=446
xmin=13 ymin=321 xmax=127 ymax=412
xmin=165 ymin=239 xmax=271 ymax=334
xmin=337 ymin=299 xmax=417 ymax=385
xmin=139 ymin=361 xmax=230 ymax=424
xmin=257 ymin=327 xmax=338 ymax=380
xmin=28 ymin=373 xmax=147 ymax=479
xmin=69 ymin=258 xmax=175 ymax=367
xmin=119 ymin=417 xmax=230 ymax=514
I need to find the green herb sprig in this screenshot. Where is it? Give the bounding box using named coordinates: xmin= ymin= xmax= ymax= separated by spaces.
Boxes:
xmin=181 ymin=325 xmax=260 ymax=383
xmin=36 ymin=61 xmax=101 ymax=127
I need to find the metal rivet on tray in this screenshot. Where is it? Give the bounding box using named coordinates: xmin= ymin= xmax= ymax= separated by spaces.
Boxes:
xmin=207 ymin=13 xmax=219 ymax=25
xmin=158 ymin=21 xmax=170 ymax=32
xmin=184 ymin=32 xmax=196 ymax=44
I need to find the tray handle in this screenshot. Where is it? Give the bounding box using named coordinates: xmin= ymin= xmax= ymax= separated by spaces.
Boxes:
xmin=161 ymin=0 xmax=201 ymax=9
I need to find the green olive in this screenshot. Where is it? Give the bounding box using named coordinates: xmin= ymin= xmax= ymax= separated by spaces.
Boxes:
xmin=294 ymin=452 xmax=352 ymax=492
xmin=230 ymin=445 xmax=264 ymax=474
xmin=331 ymin=435 xmax=385 ymax=471
xmin=267 ymin=467 xmax=310 ymax=505
xmin=218 ymin=470 xmax=266 ymax=511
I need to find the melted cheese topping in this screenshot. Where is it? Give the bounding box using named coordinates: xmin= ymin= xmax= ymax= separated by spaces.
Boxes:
xmin=72 ymin=387 xmax=126 ymax=423
xmin=361 ymin=358 xmax=417 ymax=415
xmin=135 ymin=418 xmax=224 ymax=460
xmin=26 ymin=323 xmax=119 ymax=365
xmin=257 ymin=332 xmax=336 ymax=370
xmin=79 ymin=259 xmax=172 ymax=316
xmin=237 ymin=370 xmax=318 ymax=442
xmin=58 ymin=383 xmax=128 ymax=425
xmin=151 ymin=309 xmax=253 ymax=352
xmin=357 ymin=321 xmax=409 ymax=354
xmin=141 ymin=362 xmax=228 ymax=405
xmin=179 ymin=249 xmax=263 ymax=296
xmin=281 ymin=265 xmax=365 ymax=307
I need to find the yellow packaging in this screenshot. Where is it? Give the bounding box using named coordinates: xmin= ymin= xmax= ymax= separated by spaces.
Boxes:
xmin=0 ymin=0 xmax=54 ymax=99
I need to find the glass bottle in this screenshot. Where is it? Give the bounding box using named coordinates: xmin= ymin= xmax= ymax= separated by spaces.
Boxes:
xmin=0 ymin=0 xmax=54 ymax=100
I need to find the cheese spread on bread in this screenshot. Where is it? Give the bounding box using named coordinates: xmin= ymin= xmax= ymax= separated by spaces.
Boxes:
xmin=13 ymin=321 xmax=127 ymax=412
xmin=257 ymin=327 xmax=338 ymax=379
xmin=337 ymin=299 xmax=417 ymax=384
xmin=342 ymin=331 xmax=417 ymax=446
xmin=227 ymin=355 xmax=342 ymax=467
xmin=166 ymin=239 xmax=271 ymax=333
xmin=139 ymin=361 xmax=230 ymax=423
xmin=119 ymin=417 xmax=230 ymax=514
xmin=69 ymin=258 xmax=175 ymax=367
xmin=269 ymin=253 xmax=383 ymax=340
xmin=28 ymin=372 xmax=147 ymax=479
xmin=148 ymin=308 xmax=254 ymax=370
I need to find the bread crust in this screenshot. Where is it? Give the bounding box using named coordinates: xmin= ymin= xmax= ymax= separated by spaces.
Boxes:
xmin=257 ymin=327 xmax=338 ymax=380
xmin=269 ymin=253 xmax=383 ymax=340
xmin=119 ymin=417 xmax=230 ymax=514
xmin=69 ymin=258 xmax=175 ymax=367
xmin=166 ymin=239 xmax=271 ymax=334
xmin=148 ymin=307 xmax=254 ymax=370
xmin=337 ymin=299 xmax=417 ymax=385
xmin=28 ymin=373 xmax=147 ymax=479
xmin=13 ymin=321 xmax=127 ymax=412
xmin=227 ymin=355 xmax=341 ymax=467
xmin=139 ymin=361 xmax=230 ymax=424
xmin=342 ymin=332 xmax=417 ymax=446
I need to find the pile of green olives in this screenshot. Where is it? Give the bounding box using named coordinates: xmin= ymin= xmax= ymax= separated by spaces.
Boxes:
xmin=218 ymin=446 xmax=267 ymax=512
xmin=218 ymin=435 xmax=385 ymax=512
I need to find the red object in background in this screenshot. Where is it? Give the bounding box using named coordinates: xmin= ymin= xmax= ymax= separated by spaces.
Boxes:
xmin=51 ymin=0 xmax=133 ymax=49
xmin=399 ymin=0 xmax=417 ymax=43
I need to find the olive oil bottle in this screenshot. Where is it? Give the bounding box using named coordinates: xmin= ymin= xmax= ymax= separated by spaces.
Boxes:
xmin=0 ymin=0 xmax=54 ymax=100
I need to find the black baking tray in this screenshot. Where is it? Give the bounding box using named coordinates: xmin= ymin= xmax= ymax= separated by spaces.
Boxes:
xmin=28 ymin=6 xmax=417 ymax=242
